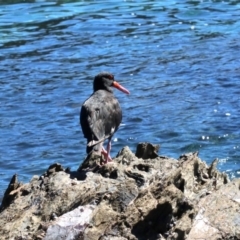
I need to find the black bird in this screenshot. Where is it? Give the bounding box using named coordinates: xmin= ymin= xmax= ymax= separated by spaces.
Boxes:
xmin=80 ymin=72 xmax=130 ymax=164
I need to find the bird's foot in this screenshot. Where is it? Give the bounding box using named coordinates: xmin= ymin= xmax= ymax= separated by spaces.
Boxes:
xmin=101 ymin=150 xmax=112 ymax=165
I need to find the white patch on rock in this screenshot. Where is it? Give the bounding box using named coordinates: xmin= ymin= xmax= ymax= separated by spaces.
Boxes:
xmin=44 ymin=205 xmax=95 ymax=240
xmin=187 ymin=209 xmax=220 ymax=239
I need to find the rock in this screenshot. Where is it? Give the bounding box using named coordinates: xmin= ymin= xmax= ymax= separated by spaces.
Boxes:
xmin=44 ymin=205 xmax=96 ymax=240
xmin=135 ymin=142 xmax=160 ymax=159
xmin=0 ymin=174 xmax=23 ymax=211
xmin=0 ymin=142 xmax=237 ymax=240
xmin=188 ymin=178 xmax=240 ymax=240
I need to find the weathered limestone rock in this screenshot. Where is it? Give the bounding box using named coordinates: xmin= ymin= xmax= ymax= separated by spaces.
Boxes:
xmin=0 ymin=142 xmax=237 ymax=240
xmin=188 ymin=178 xmax=240 ymax=240
xmin=44 ymin=205 xmax=96 ymax=240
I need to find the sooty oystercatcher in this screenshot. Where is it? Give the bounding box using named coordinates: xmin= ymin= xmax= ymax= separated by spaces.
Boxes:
xmin=80 ymin=72 xmax=130 ymax=164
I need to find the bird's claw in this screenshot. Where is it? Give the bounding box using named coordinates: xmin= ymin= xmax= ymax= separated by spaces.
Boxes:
xmin=101 ymin=150 xmax=112 ymax=165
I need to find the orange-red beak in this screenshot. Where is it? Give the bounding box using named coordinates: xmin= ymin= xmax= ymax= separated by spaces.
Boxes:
xmin=112 ymin=81 xmax=130 ymax=94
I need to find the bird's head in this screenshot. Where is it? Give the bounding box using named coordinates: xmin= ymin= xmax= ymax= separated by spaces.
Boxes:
xmin=93 ymin=72 xmax=130 ymax=94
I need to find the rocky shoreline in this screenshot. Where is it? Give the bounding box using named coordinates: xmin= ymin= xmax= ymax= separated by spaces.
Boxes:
xmin=0 ymin=143 xmax=240 ymax=240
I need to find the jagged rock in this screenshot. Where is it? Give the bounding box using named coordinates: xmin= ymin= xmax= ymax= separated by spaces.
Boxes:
xmin=188 ymin=178 xmax=240 ymax=240
xmin=135 ymin=142 xmax=160 ymax=159
xmin=0 ymin=143 xmax=237 ymax=240
xmin=0 ymin=174 xmax=23 ymax=211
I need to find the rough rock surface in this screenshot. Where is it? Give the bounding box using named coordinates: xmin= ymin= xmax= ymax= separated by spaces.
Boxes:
xmin=0 ymin=142 xmax=238 ymax=240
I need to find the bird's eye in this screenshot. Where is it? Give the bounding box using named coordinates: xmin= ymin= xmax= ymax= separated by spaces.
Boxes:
xmin=108 ymin=74 xmax=114 ymax=80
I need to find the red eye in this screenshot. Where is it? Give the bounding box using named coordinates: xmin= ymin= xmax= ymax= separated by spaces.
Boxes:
xmin=108 ymin=74 xmax=114 ymax=80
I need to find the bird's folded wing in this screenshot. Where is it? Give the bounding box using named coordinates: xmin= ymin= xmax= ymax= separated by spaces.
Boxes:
xmin=88 ymin=125 xmax=116 ymax=147
xmin=81 ymin=101 xmax=116 ymax=148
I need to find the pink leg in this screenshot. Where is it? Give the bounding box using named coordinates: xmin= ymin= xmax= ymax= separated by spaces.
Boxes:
xmin=106 ymin=140 xmax=112 ymax=161
xmin=101 ymin=140 xmax=112 ymax=164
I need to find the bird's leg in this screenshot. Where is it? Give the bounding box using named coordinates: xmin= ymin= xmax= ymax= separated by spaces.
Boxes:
xmin=106 ymin=139 xmax=112 ymax=162
xmin=101 ymin=139 xmax=112 ymax=164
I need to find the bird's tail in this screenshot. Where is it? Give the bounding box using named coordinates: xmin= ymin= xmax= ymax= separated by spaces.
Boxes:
xmin=87 ymin=139 xmax=103 ymax=154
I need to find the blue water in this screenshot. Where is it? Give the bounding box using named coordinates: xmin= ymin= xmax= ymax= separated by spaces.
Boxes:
xmin=1 ymin=0 xmax=240 ymax=200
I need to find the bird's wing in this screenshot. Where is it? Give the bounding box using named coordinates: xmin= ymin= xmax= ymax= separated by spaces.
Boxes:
xmin=80 ymin=91 xmax=122 ymax=147
xmin=80 ymin=102 xmax=109 ymax=143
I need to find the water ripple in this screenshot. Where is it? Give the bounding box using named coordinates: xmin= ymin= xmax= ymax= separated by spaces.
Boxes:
xmin=0 ymin=0 xmax=240 ymax=199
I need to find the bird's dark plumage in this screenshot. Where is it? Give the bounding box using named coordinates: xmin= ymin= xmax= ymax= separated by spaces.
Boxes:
xmin=80 ymin=72 xmax=130 ymax=163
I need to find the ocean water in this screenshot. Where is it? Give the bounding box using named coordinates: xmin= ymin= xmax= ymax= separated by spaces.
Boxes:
xmin=1 ymin=0 xmax=240 ymax=200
